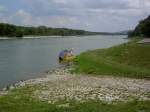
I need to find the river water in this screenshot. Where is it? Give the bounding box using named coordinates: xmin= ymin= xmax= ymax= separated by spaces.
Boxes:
xmin=0 ymin=35 xmax=128 ymax=88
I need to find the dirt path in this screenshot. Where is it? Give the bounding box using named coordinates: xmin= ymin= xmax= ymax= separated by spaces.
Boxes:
xmin=1 ymin=68 xmax=150 ymax=103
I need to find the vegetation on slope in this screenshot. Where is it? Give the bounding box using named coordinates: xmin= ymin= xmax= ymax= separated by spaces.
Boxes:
xmin=0 ymin=23 xmax=117 ymax=38
xmin=129 ymin=15 xmax=150 ymax=37
xmin=74 ymin=40 xmax=150 ymax=79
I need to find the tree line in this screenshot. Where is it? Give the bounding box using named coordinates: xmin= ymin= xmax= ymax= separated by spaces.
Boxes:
xmin=0 ymin=23 xmax=94 ymax=38
xmin=128 ymin=15 xmax=150 ymax=38
xmin=0 ymin=23 xmax=124 ymax=38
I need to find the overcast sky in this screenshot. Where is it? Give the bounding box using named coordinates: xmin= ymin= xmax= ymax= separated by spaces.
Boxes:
xmin=0 ymin=0 xmax=150 ymax=32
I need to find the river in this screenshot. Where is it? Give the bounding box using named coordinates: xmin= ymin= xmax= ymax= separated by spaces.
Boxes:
xmin=0 ymin=35 xmax=128 ymax=88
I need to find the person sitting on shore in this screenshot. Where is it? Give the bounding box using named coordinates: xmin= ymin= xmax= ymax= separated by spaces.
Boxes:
xmin=58 ymin=49 xmax=69 ymax=61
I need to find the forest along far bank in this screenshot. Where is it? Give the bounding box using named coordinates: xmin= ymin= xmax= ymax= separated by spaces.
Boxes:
xmin=0 ymin=23 xmax=124 ymax=38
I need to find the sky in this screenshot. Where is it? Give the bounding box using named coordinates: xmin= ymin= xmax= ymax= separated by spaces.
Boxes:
xmin=0 ymin=0 xmax=150 ymax=32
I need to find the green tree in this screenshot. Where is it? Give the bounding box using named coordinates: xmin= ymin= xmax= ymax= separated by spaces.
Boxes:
xmin=129 ymin=15 xmax=150 ymax=37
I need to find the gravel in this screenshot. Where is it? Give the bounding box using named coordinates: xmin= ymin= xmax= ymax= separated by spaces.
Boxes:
xmin=1 ymin=67 xmax=150 ymax=103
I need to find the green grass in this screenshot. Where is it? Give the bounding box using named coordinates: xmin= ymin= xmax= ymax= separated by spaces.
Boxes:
xmin=0 ymin=87 xmax=150 ymax=112
xmin=73 ymin=39 xmax=150 ymax=79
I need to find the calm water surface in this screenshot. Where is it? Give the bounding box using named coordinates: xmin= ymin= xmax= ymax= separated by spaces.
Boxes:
xmin=0 ymin=35 xmax=128 ymax=88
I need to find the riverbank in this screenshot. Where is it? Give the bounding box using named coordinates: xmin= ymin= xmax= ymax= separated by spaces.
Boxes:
xmin=73 ymin=39 xmax=150 ymax=79
xmin=0 ymin=35 xmax=122 ymax=40
xmin=1 ymin=67 xmax=150 ymax=101
xmin=0 ymin=67 xmax=150 ymax=112
xmin=0 ymin=39 xmax=150 ymax=111
xmin=0 ymin=70 xmax=150 ymax=112
xmin=0 ymin=36 xmax=63 ymax=40
xmin=0 ymin=35 xmax=128 ymax=89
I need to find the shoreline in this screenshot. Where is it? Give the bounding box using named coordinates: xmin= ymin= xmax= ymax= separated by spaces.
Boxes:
xmin=0 ymin=35 xmax=128 ymax=92
xmin=0 ymin=66 xmax=69 ymax=92
xmin=0 ymin=39 xmax=150 ymax=103
xmin=1 ymin=66 xmax=150 ymax=103
xmin=0 ymin=34 xmax=127 ymax=40
xmin=0 ymin=36 xmax=63 ymax=40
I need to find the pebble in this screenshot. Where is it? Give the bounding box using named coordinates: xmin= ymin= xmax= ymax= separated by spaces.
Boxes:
xmin=0 ymin=67 xmax=150 ymax=104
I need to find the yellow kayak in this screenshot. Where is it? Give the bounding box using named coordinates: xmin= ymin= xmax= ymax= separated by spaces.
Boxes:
xmin=62 ymin=55 xmax=75 ymax=62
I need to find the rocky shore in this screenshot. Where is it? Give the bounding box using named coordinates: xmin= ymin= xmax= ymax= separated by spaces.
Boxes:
xmin=0 ymin=67 xmax=150 ymax=103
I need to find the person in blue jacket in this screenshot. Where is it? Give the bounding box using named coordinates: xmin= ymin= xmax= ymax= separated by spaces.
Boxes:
xmin=58 ymin=50 xmax=68 ymax=61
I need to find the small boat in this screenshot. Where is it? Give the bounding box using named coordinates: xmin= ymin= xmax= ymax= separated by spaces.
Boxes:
xmin=63 ymin=55 xmax=75 ymax=61
xmin=59 ymin=55 xmax=75 ymax=62
xmin=58 ymin=48 xmax=75 ymax=62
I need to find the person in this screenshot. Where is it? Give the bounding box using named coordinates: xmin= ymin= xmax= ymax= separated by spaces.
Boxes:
xmin=67 ymin=48 xmax=74 ymax=57
xmin=58 ymin=50 xmax=68 ymax=61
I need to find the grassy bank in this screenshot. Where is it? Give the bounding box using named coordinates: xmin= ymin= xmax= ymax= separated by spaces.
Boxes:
xmin=73 ymin=39 xmax=150 ymax=79
xmin=0 ymin=87 xmax=150 ymax=112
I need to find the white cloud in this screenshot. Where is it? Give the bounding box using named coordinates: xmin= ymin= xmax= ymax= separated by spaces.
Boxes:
xmin=1 ymin=0 xmax=150 ymax=32
xmin=53 ymin=0 xmax=68 ymax=4
xmin=0 ymin=5 xmax=6 ymax=12
xmin=8 ymin=10 xmax=32 ymax=25
xmin=5 ymin=9 xmax=80 ymax=29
